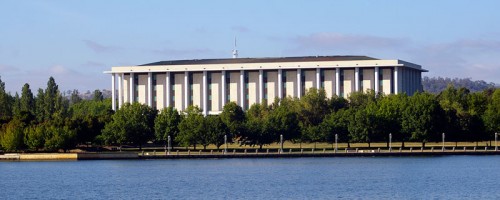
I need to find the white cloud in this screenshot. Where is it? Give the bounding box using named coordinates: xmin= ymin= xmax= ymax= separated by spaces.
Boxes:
xmin=83 ymin=40 xmax=121 ymax=54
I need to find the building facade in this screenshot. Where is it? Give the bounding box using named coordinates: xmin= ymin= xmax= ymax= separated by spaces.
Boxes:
xmin=105 ymin=56 xmax=427 ymax=115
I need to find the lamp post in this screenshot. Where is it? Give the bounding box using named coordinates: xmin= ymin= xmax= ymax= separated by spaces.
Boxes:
xmin=167 ymin=135 xmax=171 ymax=155
xmin=280 ymin=134 xmax=283 ymax=154
xmin=224 ymin=134 xmax=228 ymax=154
xmin=442 ymin=133 xmax=445 ymax=151
xmin=335 ymin=134 xmax=338 ymax=153
xmin=389 ymin=133 xmax=392 ymax=152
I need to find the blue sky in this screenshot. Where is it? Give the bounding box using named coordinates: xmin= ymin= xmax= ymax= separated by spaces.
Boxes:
xmin=1 ymin=0 xmax=500 ymax=93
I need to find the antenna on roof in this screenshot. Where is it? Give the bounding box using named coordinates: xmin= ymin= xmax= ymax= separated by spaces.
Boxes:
xmin=232 ymin=37 xmax=238 ymax=58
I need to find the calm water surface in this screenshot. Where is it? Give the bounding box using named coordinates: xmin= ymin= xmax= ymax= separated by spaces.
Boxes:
xmin=1 ymin=156 xmax=499 ymax=199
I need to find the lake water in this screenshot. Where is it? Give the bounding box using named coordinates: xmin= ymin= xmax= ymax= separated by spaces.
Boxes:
xmin=1 ymin=156 xmax=499 ymax=199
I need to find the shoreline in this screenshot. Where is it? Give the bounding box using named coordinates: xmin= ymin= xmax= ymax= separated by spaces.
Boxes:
xmin=1 ymin=148 xmax=499 ymax=161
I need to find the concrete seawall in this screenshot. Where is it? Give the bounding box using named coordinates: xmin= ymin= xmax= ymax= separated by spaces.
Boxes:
xmin=143 ymin=150 xmax=500 ymax=159
xmin=0 ymin=152 xmax=138 ymax=161
xmin=1 ymin=149 xmax=499 ymax=161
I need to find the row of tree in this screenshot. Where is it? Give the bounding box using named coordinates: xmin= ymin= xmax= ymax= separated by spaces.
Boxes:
xmin=0 ymin=76 xmax=111 ymax=152
xmin=1 ymin=76 xmax=500 ymax=152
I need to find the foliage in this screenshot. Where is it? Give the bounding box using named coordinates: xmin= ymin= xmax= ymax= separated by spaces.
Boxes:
xmin=268 ymin=97 xmax=300 ymax=141
xmin=177 ymin=105 xmax=204 ymax=149
xmin=220 ymin=102 xmax=245 ymax=140
xmin=24 ymin=124 xmax=46 ymax=151
xmin=101 ymin=102 xmax=156 ymax=148
xmin=154 ymin=107 xmax=181 ymax=146
xmin=423 ymin=76 xmax=496 ymax=94
xmin=245 ymin=103 xmax=275 ymax=149
xmin=204 ymin=115 xmax=229 ymax=149
xmin=0 ymin=76 xmax=13 ymax=122
xmin=401 ymin=92 xmax=444 ymax=144
xmin=483 ymin=89 xmax=500 ymax=134
xmin=0 ymin=119 xmax=25 ymax=151
xmin=44 ymin=125 xmax=77 ymax=152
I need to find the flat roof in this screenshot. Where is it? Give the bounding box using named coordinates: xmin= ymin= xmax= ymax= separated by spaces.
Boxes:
xmin=140 ymin=55 xmax=378 ymax=66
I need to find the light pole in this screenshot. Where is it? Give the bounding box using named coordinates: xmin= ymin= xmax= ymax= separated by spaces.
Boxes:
xmin=280 ymin=134 xmax=283 ymax=154
xmin=389 ymin=133 xmax=392 ymax=152
xmin=167 ymin=135 xmax=171 ymax=155
xmin=335 ymin=134 xmax=338 ymax=153
xmin=442 ymin=132 xmax=445 ymax=151
xmin=224 ymin=134 xmax=228 ymax=154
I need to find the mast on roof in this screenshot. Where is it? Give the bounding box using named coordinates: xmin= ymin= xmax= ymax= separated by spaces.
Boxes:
xmin=232 ymin=37 xmax=238 ymax=58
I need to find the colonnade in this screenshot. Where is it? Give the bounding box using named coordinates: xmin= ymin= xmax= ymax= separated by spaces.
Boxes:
xmin=111 ymin=66 xmax=422 ymax=114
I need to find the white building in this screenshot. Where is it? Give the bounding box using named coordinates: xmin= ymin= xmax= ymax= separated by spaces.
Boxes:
xmin=104 ymin=56 xmax=427 ymax=115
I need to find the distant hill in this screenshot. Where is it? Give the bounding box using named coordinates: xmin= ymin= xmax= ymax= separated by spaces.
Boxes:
xmin=423 ymin=77 xmax=497 ymax=93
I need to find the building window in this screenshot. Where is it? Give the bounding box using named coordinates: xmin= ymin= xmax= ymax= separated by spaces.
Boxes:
xmin=301 ymin=72 xmax=305 ymax=95
xmin=359 ymin=69 xmax=364 ymax=92
xmin=390 ymin=68 xmax=395 ymax=94
xmin=244 ymin=72 xmax=249 ymax=110
xmin=282 ymin=71 xmax=287 ymax=97
xmin=133 ymin=74 xmax=138 ymax=102
xmin=171 ymin=74 xmax=175 ymax=107
xmin=189 ymin=73 xmax=193 ymax=106
xmin=340 ymin=69 xmax=344 ymax=97
xmin=320 ymin=69 xmax=325 ymax=89
xmin=208 ymin=72 xmax=212 ymax=111
xmin=379 ymin=68 xmax=384 ymax=93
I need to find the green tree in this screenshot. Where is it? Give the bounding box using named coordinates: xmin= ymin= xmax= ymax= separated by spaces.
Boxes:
xmin=44 ymin=125 xmax=77 ymax=152
xmin=0 ymin=76 xmax=13 ymax=123
xmin=401 ymin=92 xmax=444 ymax=147
xmin=268 ymin=97 xmax=300 ymax=142
xmin=101 ymin=102 xmax=157 ymax=149
xmin=375 ymin=94 xmax=408 ymax=146
xmin=11 ymin=93 xmax=21 ymax=118
xmin=35 ymin=88 xmax=45 ymax=122
xmin=69 ymin=99 xmax=113 ymax=145
xmin=483 ymin=89 xmax=500 ymax=134
xmin=44 ymin=77 xmax=59 ymax=121
xmin=93 ymin=89 xmax=104 ymax=101
xmin=320 ymin=108 xmax=351 ymax=147
xmin=70 ymin=89 xmax=82 ymax=105
xmin=220 ymin=102 xmax=245 ymax=140
xmin=177 ymin=105 xmax=204 ymax=150
xmin=20 ymin=83 xmax=35 ymax=114
xmin=0 ymin=119 xmax=25 ymax=151
xmin=245 ymin=103 xmax=277 ymax=149
xmin=204 ymin=115 xmax=229 ymax=149
xmin=154 ymin=107 xmax=181 ymax=148
xmin=24 ymin=124 xmax=46 ymax=151
xmin=347 ymin=106 xmax=380 ymax=147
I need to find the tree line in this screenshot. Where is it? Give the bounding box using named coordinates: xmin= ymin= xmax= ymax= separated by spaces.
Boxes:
xmin=1 ymin=76 xmax=500 ymax=152
xmin=423 ymin=76 xmax=497 ymax=94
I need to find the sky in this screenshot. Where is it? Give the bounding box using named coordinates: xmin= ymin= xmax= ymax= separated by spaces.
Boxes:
xmin=1 ymin=0 xmax=500 ymax=93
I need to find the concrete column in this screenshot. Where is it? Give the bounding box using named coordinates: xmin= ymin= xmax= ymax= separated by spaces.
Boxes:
xmin=355 ymin=67 xmax=360 ymax=92
xmin=166 ymin=72 xmax=170 ymax=107
xmin=184 ymin=71 xmax=189 ymax=110
xmin=240 ymin=70 xmax=245 ymax=110
xmin=147 ymin=72 xmax=152 ymax=107
xmin=118 ymin=74 xmax=123 ymax=107
xmin=316 ymin=68 xmax=321 ymax=89
xmin=278 ymin=69 xmax=283 ymax=99
xmin=221 ymin=70 xmax=226 ymax=107
xmin=202 ymin=70 xmax=207 ymax=116
xmin=335 ymin=68 xmax=340 ymax=96
xmin=374 ymin=67 xmax=379 ymax=94
xmin=259 ymin=70 xmax=263 ymax=104
xmin=297 ymin=69 xmax=302 ymax=98
xmin=129 ymin=73 xmax=134 ymax=103
xmin=394 ymin=67 xmax=399 ymax=94
xmin=111 ymin=73 xmax=116 ymax=110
